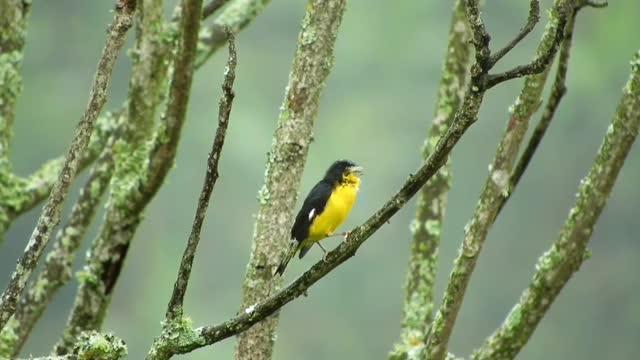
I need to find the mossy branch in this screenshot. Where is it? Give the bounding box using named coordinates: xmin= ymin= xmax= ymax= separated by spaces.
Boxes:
xmin=423 ymin=1 xmax=571 ymax=359
xmin=0 ymin=0 xmax=135 ymax=331
xmin=472 ymin=47 xmax=640 ymax=360
xmin=132 ymin=0 xmax=567 ymax=347
xmin=53 ymin=0 xmax=204 ymax=354
xmin=389 ymin=1 xmax=472 ymax=358
xmin=195 ymin=0 xmax=271 ymax=67
xmin=0 ymin=141 xmax=117 ymax=358
xmin=235 ymin=1 xmax=348 ymax=358
xmin=0 ymin=0 xmax=30 ymax=161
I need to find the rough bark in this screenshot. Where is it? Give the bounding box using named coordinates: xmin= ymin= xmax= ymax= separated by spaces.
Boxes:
xmin=0 ymin=0 xmax=136 ymax=331
xmin=53 ymin=0 xmax=204 ymax=353
xmin=389 ymin=1 xmax=471 ymax=358
xmin=424 ymin=1 xmax=569 ymax=358
xmin=235 ymin=1 xmax=348 ymax=359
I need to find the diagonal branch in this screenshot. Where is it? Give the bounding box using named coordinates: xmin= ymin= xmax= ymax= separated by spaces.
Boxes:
xmin=195 ymin=0 xmax=271 ymax=67
xmin=389 ymin=1 xmax=472 ymax=358
xmin=0 ymin=0 xmax=136 ymax=332
xmin=423 ymin=1 xmax=571 ymax=359
xmin=503 ymin=2 xmax=593 ymax=210
xmin=146 ymin=92 xmax=484 ymax=357
xmin=472 ymin=47 xmax=640 ymax=360
xmin=488 ymin=0 xmax=540 ymax=67
xmin=0 ymin=142 xmax=117 ymax=358
xmin=54 ymin=0 xmax=204 ymax=354
xmin=202 ymin=0 xmax=231 ymax=19
xmin=485 ymin=7 xmax=567 ymax=89
xmin=165 ymin=30 xmax=236 ymax=321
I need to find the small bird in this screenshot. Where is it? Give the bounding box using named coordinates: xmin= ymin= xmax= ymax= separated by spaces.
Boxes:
xmin=275 ymin=160 xmax=363 ymax=276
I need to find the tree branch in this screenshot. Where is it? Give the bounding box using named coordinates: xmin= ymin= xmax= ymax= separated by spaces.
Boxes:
xmin=235 ymin=0 xmax=348 ymax=358
xmin=202 ymin=0 xmax=231 ymax=19
xmin=0 ymin=0 xmax=30 ymax=161
xmin=146 ymin=33 xmax=236 ymax=360
xmin=389 ymin=1 xmax=472 ymax=358
xmin=195 ymin=0 xmax=271 ymax=67
xmin=424 ymin=1 xmax=571 ymax=359
xmin=472 ymin=48 xmax=640 ymax=360
xmin=0 ymin=144 xmax=116 ymax=357
xmin=0 ymin=0 xmax=135 ymax=331
xmin=0 ymin=0 xmax=31 ymax=240
xmin=488 ymin=0 xmax=540 ymax=67
xmin=485 ymin=5 xmax=567 ymax=89
xmin=53 ymin=0 xmax=204 ymax=353
xmin=165 ymin=30 xmax=236 ymax=321
xmin=504 ymin=2 xmax=592 ymax=209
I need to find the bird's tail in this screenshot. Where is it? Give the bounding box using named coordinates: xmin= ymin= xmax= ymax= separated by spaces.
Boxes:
xmin=275 ymin=241 xmax=299 ymax=276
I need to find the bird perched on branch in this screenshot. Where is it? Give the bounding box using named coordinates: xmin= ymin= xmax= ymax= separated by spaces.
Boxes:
xmin=275 ymin=160 xmax=363 ymax=276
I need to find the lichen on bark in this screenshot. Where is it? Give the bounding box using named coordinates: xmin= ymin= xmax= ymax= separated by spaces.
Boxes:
xmin=472 ymin=48 xmax=640 ymax=360
xmin=389 ymin=1 xmax=471 ymax=358
xmin=235 ymin=1 xmax=348 ymax=359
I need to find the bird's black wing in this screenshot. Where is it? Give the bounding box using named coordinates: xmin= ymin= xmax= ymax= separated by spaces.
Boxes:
xmin=291 ymin=180 xmax=333 ymax=243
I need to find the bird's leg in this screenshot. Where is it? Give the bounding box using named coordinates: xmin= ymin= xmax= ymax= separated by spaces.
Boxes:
xmin=316 ymin=242 xmax=329 ymax=262
xmin=330 ymin=231 xmax=351 ymax=242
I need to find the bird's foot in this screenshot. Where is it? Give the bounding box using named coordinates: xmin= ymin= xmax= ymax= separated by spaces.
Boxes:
xmin=343 ymin=231 xmax=351 ymax=242
xmin=322 ymin=251 xmax=329 ymax=262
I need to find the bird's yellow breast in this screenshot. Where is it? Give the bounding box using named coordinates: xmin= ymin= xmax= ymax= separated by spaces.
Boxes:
xmin=308 ymin=178 xmax=360 ymax=241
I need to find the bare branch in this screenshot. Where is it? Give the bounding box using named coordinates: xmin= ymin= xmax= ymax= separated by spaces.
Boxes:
xmin=389 ymin=0 xmax=472 ymax=357
xmin=165 ymin=31 xmax=236 ymax=321
xmin=472 ymin=48 xmax=640 ymax=360
xmin=0 ymin=0 xmax=135 ymax=331
xmin=488 ymin=0 xmax=540 ymax=67
xmin=485 ymin=6 xmax=567 ymax=89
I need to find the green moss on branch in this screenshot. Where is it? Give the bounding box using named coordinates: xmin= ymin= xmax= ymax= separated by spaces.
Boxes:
xmin=389 ymin=1 xmax=471 ymax=359
xmin=472 ymin=48 xmax=640 ymax=360
xmin=235 ymin=1 xmax=348 ymax=358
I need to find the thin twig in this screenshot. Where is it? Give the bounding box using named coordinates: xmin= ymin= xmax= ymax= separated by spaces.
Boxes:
xmin=488 ymin=0 xmax=540 ymax=67
xmin=165 ymin=30 xmax=236 ymax=320
xmin=0 ymin=0 xmax=135 ymax=331
xmin=472 ymin=48 xmax=640 ymax=360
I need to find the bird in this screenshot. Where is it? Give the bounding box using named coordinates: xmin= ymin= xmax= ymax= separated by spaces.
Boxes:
xmin=275 ymin=160 xmax=363 ymax=276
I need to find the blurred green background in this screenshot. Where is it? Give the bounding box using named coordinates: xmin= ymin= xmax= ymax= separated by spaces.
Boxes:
xmin=2 ymin=0 xmax=639 ymax=359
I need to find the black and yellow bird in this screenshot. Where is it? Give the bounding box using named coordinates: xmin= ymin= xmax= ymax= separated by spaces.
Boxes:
xmin=275 ymin=160 xmax=363 ymax=276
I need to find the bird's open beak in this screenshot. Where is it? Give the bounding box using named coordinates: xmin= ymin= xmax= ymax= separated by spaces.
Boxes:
xmin=349 ymin=165 xmax=364 ymax=176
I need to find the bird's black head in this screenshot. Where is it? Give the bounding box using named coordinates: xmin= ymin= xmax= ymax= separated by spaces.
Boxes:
xmin=323 ymin=160 xmax=364 ymax=184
